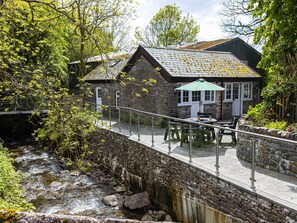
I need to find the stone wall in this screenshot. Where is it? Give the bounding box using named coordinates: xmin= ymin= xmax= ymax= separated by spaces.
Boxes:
xmin=0 ymin=211 xmax=163 ymax=223
xmin=238 ymin=124 xmax=297 ymax=178
xmin=86 ymin=82 xmax=118 ymax=108
xmin=120 ymin=56 xmax=179 ymax=117
xmin=89 ymin=129 xmax=297 ymax=223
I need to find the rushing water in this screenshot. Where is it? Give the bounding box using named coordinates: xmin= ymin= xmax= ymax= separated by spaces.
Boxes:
xmin=9 ymin=144 xmax=127 ymax=219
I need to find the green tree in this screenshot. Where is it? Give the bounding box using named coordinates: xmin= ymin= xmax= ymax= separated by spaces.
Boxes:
xmin=0 ymin=0 xmax=135 ymax=170
xmin=135 ymin=4 xmax=199 ymax=47
xmin=250 ymin=0 xmax=297 ymax=121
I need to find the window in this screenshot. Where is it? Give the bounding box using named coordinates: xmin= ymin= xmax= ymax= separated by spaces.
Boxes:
xmin=97 ymin=88 xmax=102 ymax=98
xmin=243 ymin=83 xmax=252 ymax=99
xmin=225 ymin=83 xmax=232 ymax=100
xmin=177 ymin=90 xmax=181 ymax=103
xmin=192 ymin=91 xmax=201 ymax=102
xmin=233 ymin=83 xmax=239 ymax=100
xmin=115 ymin=90 xmax=120 ymax=107
xmin=204 ymin=91 xmax=215 ymax=102
xmin=183 ymin=91 xmax=189 ymax=102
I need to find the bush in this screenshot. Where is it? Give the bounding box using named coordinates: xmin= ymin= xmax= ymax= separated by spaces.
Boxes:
xmin=265 ymin=121 xmax=288 ymax=131
xmin=246 ymin=103 xmax=268 ymax=126
xmin=0 ymin=144 xmax=34 ymax=211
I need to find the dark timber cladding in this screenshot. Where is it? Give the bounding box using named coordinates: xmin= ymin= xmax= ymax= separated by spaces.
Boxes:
xmin=185 ymin=38 xmax=263 ymax=76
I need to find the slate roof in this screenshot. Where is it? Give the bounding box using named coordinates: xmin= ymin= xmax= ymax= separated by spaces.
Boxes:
xmin=181 ymin=39 xmax=233 ymax=51
xmin=84 ymin=59 xmax=128 ymax=81
xmin=143 ymin=46 xmax=260 ymax=78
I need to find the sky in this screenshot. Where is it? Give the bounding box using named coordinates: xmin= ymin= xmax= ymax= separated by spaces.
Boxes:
xmin=133 ymin=0 xmax=228 ymax=42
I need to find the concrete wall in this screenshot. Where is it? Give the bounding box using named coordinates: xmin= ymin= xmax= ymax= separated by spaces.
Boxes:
xmin=238 ymin=124 xmax=297 ymax=178
xmin=89 ymin=129 xmax=297 ymax=223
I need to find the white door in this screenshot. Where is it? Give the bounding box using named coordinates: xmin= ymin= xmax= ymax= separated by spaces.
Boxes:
xmin=191 ymin=103 xmax=199 ymax=118
xmin=95 ymin=87 xmax=102 ymax=112
xmin=232 ymin=83 xmax=242 ymax=116
xmin=190 ymin=91 xmax=202 ymax=118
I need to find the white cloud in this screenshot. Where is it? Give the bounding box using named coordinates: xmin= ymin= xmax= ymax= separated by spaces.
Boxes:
xmin=132 ymin=0 xmax=228 ymax=42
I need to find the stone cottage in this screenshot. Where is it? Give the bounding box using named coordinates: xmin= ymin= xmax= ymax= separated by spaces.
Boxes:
xmin=84 ymin=45 xmax=261 ymax=120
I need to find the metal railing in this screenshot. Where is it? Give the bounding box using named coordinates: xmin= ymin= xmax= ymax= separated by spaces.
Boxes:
xmin=92 ymin=104 xmax=297 ymax=195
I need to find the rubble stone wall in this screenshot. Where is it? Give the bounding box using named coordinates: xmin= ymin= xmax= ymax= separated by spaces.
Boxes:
xmin=89 ymin=129 xmax=297 ymax=223
xmin=238 ymin=124 xmax=297 ymax=178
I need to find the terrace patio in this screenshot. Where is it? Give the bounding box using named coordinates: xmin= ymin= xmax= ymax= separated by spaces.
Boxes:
xmin=97 ymin=108 xmax=297 ymax=212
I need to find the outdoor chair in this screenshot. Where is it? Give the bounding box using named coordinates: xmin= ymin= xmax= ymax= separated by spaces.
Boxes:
xmin=164 ymin=120 xmax=181 ymax=141
xmin=197 ymin=112 xmax=215 ymax=140
xmin=197 ymin=112 xmax=213 ymax=118
xmin=218 ymin=116 xmax=240 ymax=144
xmin=180 ymin=124 xmax=211 ymax=148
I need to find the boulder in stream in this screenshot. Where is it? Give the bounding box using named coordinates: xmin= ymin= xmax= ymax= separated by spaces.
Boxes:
xmin=102 ymin=195 xmax=118 ymax=207
xmin=124 ymin=191 xmax=150 ymax=210
xmin=141 ymin=210 xmax=173 ymax=221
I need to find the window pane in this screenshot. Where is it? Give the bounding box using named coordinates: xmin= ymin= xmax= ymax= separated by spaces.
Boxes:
xmin=244 ymin=84 xmax=249 ymax=98
xmin=211 ymin=91 xmax=214 ymax=101
xmin=205 ymin=91 xmax=210 ymax=101
xmin=225 ymin=84 xmax=232 ymax=100
xmin=233 ymin=84 xmax=239 ymax=99
xmin=97 ymin=88 xmax=102 ymax=97
xmin=115 ymin=90 xmax=120 ymax=107
xmin=192 ymin=91 xmax=201 ymax=102
xmin=183 ymin=91 xmax=189 ymax=102
xmin=205 ymin=91 xmax=215 ymax=102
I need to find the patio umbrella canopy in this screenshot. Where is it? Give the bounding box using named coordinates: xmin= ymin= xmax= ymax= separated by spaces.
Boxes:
xmin=175 ymin=78 xmax=225 ymax=91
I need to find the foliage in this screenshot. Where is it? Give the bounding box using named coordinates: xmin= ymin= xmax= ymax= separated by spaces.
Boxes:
xmin=34 ymin=97 xmax=98 ymax=171
xmin=0 ymin=144 xmax=34 ymax=211
xmin=249 ymin=0 xmax=297 ymax=122
xmin=0 ymin=0 xmax=135 ymax=170
xmin=0 ymin=0 xmax=69 ymax=108
xmin=265 ymin=121 xmax=287 ymax=131
xmin=246 ymin=103 xmax=269 ymax=126
xmin=135 ymin=4 xmax=199 ymax=47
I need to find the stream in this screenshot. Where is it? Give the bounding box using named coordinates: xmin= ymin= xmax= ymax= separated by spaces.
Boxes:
xmin=9 ymin=144 xmax=129 ymax=219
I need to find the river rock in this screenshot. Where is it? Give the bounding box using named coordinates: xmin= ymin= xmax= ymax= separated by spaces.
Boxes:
xmin=49 ymin=181 xmax=62 ymax=188
xmin=114 ymin=186 xmax=126 ymax=193
xmin=124 ymin=191 xmax=150 ymax=210
xmin=102 ymin=195 xmax=118 ymax=207
xmin=141 ymin=210 xmax=170 ymax=221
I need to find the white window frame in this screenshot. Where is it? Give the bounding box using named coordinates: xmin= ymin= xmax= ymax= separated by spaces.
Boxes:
xmin=192 ymin=91 xmax=201 ymax=102
xmin=243 ymin=82 xmax=252 ymax=100
xmin=223 ymin=82 xmax=253 ymax=102
xmin=115 ymin=90 xmax=120 ymax=108
xmin=177 ymin=90 xmax=216 ymax=106
xmin=224 ymin=83 xmax=233 ymax=102
xmin=182 ymin=90 xmax=189 ymax=103
xmin=204 ymin=91 xmax=215 ymax=104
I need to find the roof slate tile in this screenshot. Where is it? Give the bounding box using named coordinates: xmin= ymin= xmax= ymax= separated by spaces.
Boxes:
xmin=144 ymin=46 xmax=260 ymax=78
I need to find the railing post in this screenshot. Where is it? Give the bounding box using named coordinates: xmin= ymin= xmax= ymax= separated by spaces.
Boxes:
xmin=215 ymin=128 xmax=220 ymax=175
xmin=118 ymin=107 xmax=122 ymax=132
xmin=189 ymin=124 xmax=192 ymax=163
xmin=129 ymin=110 xmax=132 ymax=136
xmin=137 ymin=113 xmax=140 ymax=141
xmin=151 ymin=117 xmax=154 ymax=147
xmin=168 ymin=119 xmax=171 ymax=154
xmin=250 ymin=139 xmax=256 ymax=190
xmin=109 ymin=107 xmax=111 ymax=127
